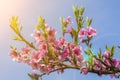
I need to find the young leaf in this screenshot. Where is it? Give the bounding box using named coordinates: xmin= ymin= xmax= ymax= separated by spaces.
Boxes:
xmin=105 ymin=45 xmax=111 ymax=52
xmin=86 ymin=17 xmax=92 ymax=27
xmin=111 ymin=46 xmax=116 ymax=57
xmin=13 ymin=36 xmax=21 ymax=41
xmin=72 ymin=5 xmax=79 ymax=18
xmin=79 ymin=6 xmax=85 ymax=16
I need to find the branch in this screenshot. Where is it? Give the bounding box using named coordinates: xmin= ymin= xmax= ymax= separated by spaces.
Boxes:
xmin=17 ymin=32 xmax=38 ymax=50
xmin=38 ymin=66 xmax=79 ymax=78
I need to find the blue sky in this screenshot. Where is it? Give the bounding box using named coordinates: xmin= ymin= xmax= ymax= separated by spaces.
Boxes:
xmin=0 ymin=0 xmax=120 ymax=80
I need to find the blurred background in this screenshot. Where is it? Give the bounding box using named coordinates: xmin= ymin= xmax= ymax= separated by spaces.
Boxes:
xmin=0 ymin=0 xmax=120 ymax=80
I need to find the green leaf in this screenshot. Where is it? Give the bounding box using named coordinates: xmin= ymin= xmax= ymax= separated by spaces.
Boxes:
xmin=72 ymin=6 xmax=76 ymax=14
xmin=84 ymin=50 xmax=91 ymax=55
xmin=72 ymin=5 xmax=79 ymax=18
xmin=28 ymin=74 xmax=39 ymax=80
xmin=13 ymin=36 xmax=21 ymax=41
xmin=79 ymin=6 xmax=85 ymax=16
xmin=60 ymin=17 xmax=64 ymax=24
xmin=111 ymin=46 xmax=116 ymax=57
xmin=86 ymin=17 xmax=92 ymax=26
xmin=105 ymin=45 xmax=111 ymax=52
xmin=98 ymin=48 xmax=103 ymax=60
xmin=72 ymin=28 xmax=76 ymax=37
xmin=49 ymin=44 xmax=56 ymax=58
xmin=84 ymin=49 xmax=93 ymax=56
xmin=88 ymin=55 xmax=94 ymax=66
xmin=36 ymin=16 xmax=45 ymax=30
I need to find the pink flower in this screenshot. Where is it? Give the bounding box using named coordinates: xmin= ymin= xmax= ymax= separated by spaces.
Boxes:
xmin=31 ymin=29 xmax=44 ymax=46
xmin=77 ymin=55 xmax=84 ymax=63
xmin=69 ymin=42 xmax=75 ymax=49
xmin=103 ymin=51 xmax=110 ymax=58
xmin=10 ymin=49 xmax=21 ymax=62
xmin=65 ymin=27 xmax=73 ymax=34
xmin=21 ymin=46 xmax=31 ymax=54
xmin=38 ymin=42 xmax=48 ymax=53
xmin=47 ymin=65 xmax=53 ymax=72
xmin=62 ymin=48 xmax=70 ymax=59
xmin=29 ymin=61 xmax=39 ymax=71
xmin=93 ymin=65 xmax=101 ymax=71
xmin=79 ymin=28 xmax=86 ymax=38
xmin=58 ymin=55 xmax=63 ymax=61
xmin=72 ymin=46 xmax=82 ymax=56
xmin=66 ymin=16 xmax=73 ymax=24
xmin=80 ymin=66 xmax=88 ymax=75
xmin=46 ymin=25 xmax=57 ymax=42
xmin=31 ymin=51 xmax=45 ymax=63
xmin=112 ymin=59 xmax=120 ymax=68
xmin=86 ymin=27 xmax=96 ymax=37
xmin=31 ymin=30 xmax=43 ymax=40
xmin=93 ymin=58 xmax=101 ymax=66
xmin=104 ymin=59 xmax=111 ymax=66
xmin=39 ymin=64 xmax=48 ymax=73
xmin=58 ymin=37 xmax=66 ymax=47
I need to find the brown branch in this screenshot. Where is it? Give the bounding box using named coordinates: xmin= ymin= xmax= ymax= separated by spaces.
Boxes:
xmin=38 ymin=65 xmax=79 ymax=78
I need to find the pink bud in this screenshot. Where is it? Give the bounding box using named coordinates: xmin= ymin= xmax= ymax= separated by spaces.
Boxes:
xmin=66 ymin=16 xmax=73 ymax=24
xmin=103 ymin=51 xmax=110 ymax=58
xmin=80 ymin=66 xmax=88 ymax=75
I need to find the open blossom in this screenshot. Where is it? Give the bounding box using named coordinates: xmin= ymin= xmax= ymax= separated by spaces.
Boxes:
xmin=10 ymin=49 xmax=21 ymax=62
xmin=72 ymin=46 xmax=82 ymax=56
xmin=57 ymin=37 xmax=66 ymax=47
xmin=31 ymin=51 xmax=45 ymax=63
xmin=79 ymin=28 xmax=86 ymax=38
xmin=86 ymin=27 xmax=96 ymax=37
xmin=31 ymin=30 xmax=43 ymax=41
xmin=62 ymin=47 xmax=70 ymax=59
xmin=21 ymin=46 xmax=31 ymax=54
xmin=45 ymin=24 xmax=57 ymax=42
xmin=79 ymin=27 xmax=96 ymax=38
xmin=31 ymin=30 xmax=44 ymax=46
xmin=38 ymin=42 xmax=48 ymax=53
xmin=29 ymin=60 xmax=39 ymax=71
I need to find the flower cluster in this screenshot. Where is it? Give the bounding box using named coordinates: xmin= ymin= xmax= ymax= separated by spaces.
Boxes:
xmin=9 ymin=6 xmax=120 ymax=80
xmin=10 ymin=16 xmax=88 ymax=75
xmin=91 ymin=51 xmax=120 ymax=78
xmin=79 ymin=27 xmax=96 ymax=38
xmin=79 ymin=27 xmax=96 ymax=42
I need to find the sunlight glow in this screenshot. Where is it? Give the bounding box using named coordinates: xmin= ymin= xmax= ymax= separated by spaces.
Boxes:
xmin=0 ymin=0 xmax=28 ymax=39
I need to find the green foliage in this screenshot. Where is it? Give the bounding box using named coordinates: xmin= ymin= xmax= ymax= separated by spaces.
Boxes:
xmin=60 ymin=17 xmax=68 ymax=36
xmin=79 ymin=6 xmax=85 ymax=16
xmin=36 ymin=16 xmax=45 ymax=31
xmin=86 ymin=17 xmax=92 ymax=27
xmin=105 ymin=45 xmax=116 ymax=58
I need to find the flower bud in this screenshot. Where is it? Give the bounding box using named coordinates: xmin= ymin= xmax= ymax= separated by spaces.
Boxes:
xmin=104 ymin=51 xmax=110 ymax=58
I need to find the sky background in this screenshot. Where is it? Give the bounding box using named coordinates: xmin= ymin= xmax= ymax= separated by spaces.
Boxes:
xmin=0 ymin=0 xmax=120 ymax=80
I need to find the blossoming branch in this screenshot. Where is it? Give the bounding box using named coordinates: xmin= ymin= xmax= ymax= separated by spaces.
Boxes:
xmin=9 ymin=6 xmax=120 ymax=80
